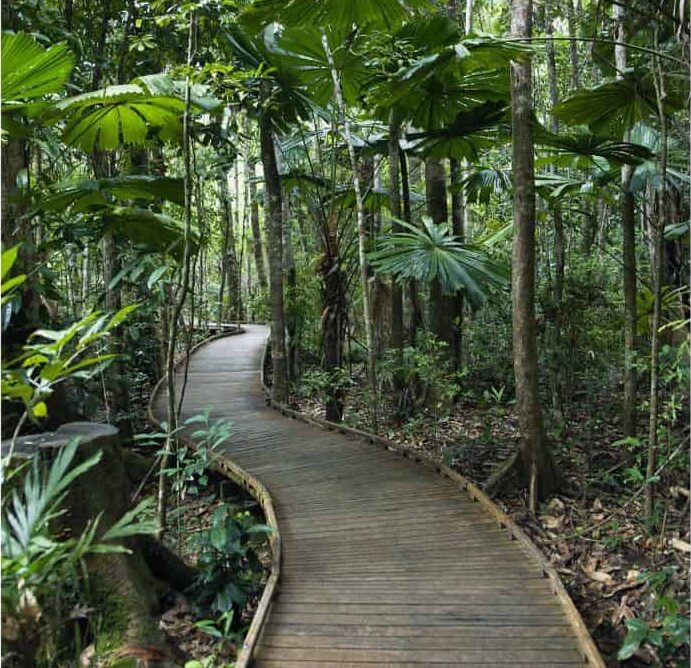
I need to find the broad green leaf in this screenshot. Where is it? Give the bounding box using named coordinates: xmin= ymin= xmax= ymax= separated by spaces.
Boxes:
xmin=1 ymin=32 xmax=74 ymax=107
xmin=1 ymin=245 xmax=21 ymax=280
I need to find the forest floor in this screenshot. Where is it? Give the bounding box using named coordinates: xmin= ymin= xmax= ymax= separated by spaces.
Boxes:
xmin=298 ymin=380 xmax=690 ymax=668
xmin=142 ymin=467 xmax=270 ymax=666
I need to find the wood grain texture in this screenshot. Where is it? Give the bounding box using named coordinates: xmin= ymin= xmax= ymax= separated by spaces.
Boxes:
xmin=154 ymin=325 xmax=603 ymax=667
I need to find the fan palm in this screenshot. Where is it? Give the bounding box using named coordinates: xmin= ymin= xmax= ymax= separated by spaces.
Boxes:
xmin=369 ymin=217 xmax=509 ymax=309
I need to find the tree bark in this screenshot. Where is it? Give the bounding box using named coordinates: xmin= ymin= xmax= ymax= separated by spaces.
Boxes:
xmin=615 ymin=3 xmax=638 ymax=438
xmin=565 ymin=0 xmax=580 ymax=90
xmin=282 ymin=187 xmax=299 ymax=382
xmin=544 ymin=6 xmax=565 ymax=423
xmin=247 ymin=157 xmax=268 ymax=294
xmin=510 ymin=0 xmax=557 ymax=503
xmin=425 ymin=159 xmax=457 ymax=357
xmin=645 ymin=28 xmax=668 ymax=520
xmin=400 ymin=148 xmax=424 ymax=341
xmin=259 ymin=114 xmax=288 ymax=403
xmin=321 ymin=210 xmax=347 ymax=422
xmin=388 ymin=113 xmax=404 ymax=369
xmin=449 ymin=158 xmax=465 ymax=369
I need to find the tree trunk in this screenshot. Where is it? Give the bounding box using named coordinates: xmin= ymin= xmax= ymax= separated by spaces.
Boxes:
xmin=464 ymin=0 xmax=474 ymax=34
xmin=400 ymin=147 xmax=424 ymax=341
xmin=510 ymin=0 xmax=557 ymax=504
xmin=218 ymin=174 xmax=240 ymax=322
xmin=321 ymin=210 xmax=347 ymax=422
xmin=425 ymin=159 xmax=457 ymax=357
xmin=449 ymin=158 xmax=465 ymax=369
xmin=259 ymin=114 xmax=288 ymax=403
xmin=645 ymin=28 xmax=668 ymax=520
xmin=565 ymin=0 xmax=580 ymax=90
xmin=544 ymin=6 xmax=565 ymax=423
xmin=282 ymin=187 xmax=299 ymax=382
xmin=322 ymin=30 xmax=379 ymax=431
xmin=247 ymin=157 xmax=268 ymax=293
xmin=388 ymin=114 xmax=404 ymax=370
xmin=615 ymin=3 xmax=638 ymax=438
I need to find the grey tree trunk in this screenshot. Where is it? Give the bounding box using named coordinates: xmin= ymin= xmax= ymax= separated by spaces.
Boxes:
xmin=544 ymin=6 xmax=565 ymax=423
xmin=510 ymin=0 xmax=557 ymax=502
xmin=614 ymin=3 xmax=638 ymax=438
xmin=565 ymin=0 xmax=580 ymax=90
xmin=247 ymin=157 xmax=268 ymax=293
xmin=645 ymin=29 xmax=668 ymax=520
xmin=259 ymin=114 xmax=288 ymax=403
xmin=282 ymin=187 xmax=299 ymax=382
xmin=388 ymin=114 xmax=404 ymax=369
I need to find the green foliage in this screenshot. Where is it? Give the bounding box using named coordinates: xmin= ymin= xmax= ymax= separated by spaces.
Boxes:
xmin=1 ymin=244 xmax=27 ymax=306
xmin=1 ymin=438 xmax=156 ymax=652
xmin=553 ymin=70 xmax=676 ymax=135
xmin=369 ymin=217 xmax=509 ymax=308
xmin=2 ymin=305 xmax=138 ymax=425
xmin=299 ymin=366 xmax=355 ymax=403
xmin=1 ymin=31 xmax=74 ymax=122
xmin=190 ymin=502 xmax=272 ymax=616
xmin=379 ymin=332 xmax=465 ymax=415
xmin=54 ymin=82 xmax=188 ymax=152
xmin=137 ymin=410 xmax=233 ymax=498
xmin=41 ymin=175 xmax=185 ymax=213
xmin=618 ymin=568 xmax=690 ymax=661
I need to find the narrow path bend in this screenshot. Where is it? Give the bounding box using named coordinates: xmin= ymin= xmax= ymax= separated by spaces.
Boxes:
xmin=157 ymin=325 xmax=589 ymax=667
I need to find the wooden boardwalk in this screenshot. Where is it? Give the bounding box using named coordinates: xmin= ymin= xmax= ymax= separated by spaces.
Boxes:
xmin=156 ymin=325 xmax=598 ymax=667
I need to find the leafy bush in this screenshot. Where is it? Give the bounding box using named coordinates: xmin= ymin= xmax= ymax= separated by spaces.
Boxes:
xmin=618 ymin=568 xmax=690 ymax=662
xmin=1 ymin=438 xmax=155 ymax=665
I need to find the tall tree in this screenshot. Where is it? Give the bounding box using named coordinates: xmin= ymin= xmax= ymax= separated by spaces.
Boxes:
xmin=425 ymin=158 xmax=456 ymax=355
xmin=247 ymin=157 xmax=268 ymax=293
xmin=509 ymin=0 xmax=557 ymax=504
xmin=615 ymin=3 xmax=638 ymax=439
xmin=260 ymin=114 xmax=289 ymax=403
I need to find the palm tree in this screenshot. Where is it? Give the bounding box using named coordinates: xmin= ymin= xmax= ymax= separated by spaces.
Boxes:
xmin=223 ymin=26 xmax=314 ymax=403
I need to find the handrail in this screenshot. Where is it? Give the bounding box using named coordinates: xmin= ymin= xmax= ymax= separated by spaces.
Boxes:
xmin=147 ymin=327 xmax=281 ymax=668
xmin=259 ymin=334 xmax=604 ymax=668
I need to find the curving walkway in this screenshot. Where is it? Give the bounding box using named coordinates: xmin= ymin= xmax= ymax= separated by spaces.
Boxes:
xmin=156 ymin=325 xmax=594 ymax=667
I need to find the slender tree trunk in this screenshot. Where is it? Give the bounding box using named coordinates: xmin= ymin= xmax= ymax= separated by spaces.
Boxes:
xmin=259 ymin=114 xmax=288 ymax=403
xmin=464 ymin=0 xmax=474 ymax=34
xmin=544 ymin=6 xmax=565 ymax=423
xmin=388 ymin=113 xmax=404 ymax=372
xmin=158 ymin=12 xmax=196 ymax=534
xmin=565 ymin=0 xmax=580 ymax=90
xmin=218 ymin=174 xmax=240 ymax=322
xmin=615 ymin=3 xmax=638 ymax=438
xmin=425 ymin=159 xmax=456 ymax=356
xmin=247 ymin=157 xmax=268 ymax=293
xmin=322 ymin=30 xmax=379 ymax=431
xmin=449 ymin=158 xmax=465 ymax=369
xmin=400 ymin=147 xmax=424 ymax=341
xmin=282 ymin=187 xmax=299 ymax=382
xmin=645 ymin=29 xmax=668 ymax=520
xmin=321 ymin=210 xmax=347 ymax=422
xmin=510 ymin=0 xmax=557 ymax=504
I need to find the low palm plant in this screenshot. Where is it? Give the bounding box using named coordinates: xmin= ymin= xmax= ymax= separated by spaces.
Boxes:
xmin=368 ymin=216 xmax=509 ymax=308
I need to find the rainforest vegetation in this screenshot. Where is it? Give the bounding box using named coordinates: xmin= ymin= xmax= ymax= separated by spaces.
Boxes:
xmin=1 ymin=0 xmax=689 ymax=665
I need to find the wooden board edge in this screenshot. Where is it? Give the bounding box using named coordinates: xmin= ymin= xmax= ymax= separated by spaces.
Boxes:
xmin=259 ymin=333 xmax=604 ymax=668
xmin=147 ymin=325 xmax=282 ymax=668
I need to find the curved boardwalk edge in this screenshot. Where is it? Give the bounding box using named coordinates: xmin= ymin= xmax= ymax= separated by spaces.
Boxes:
xmin=259 ymin=334 xmax=604 ymax=668
xmin=147 ymin=327 xmax=281 ymax=668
